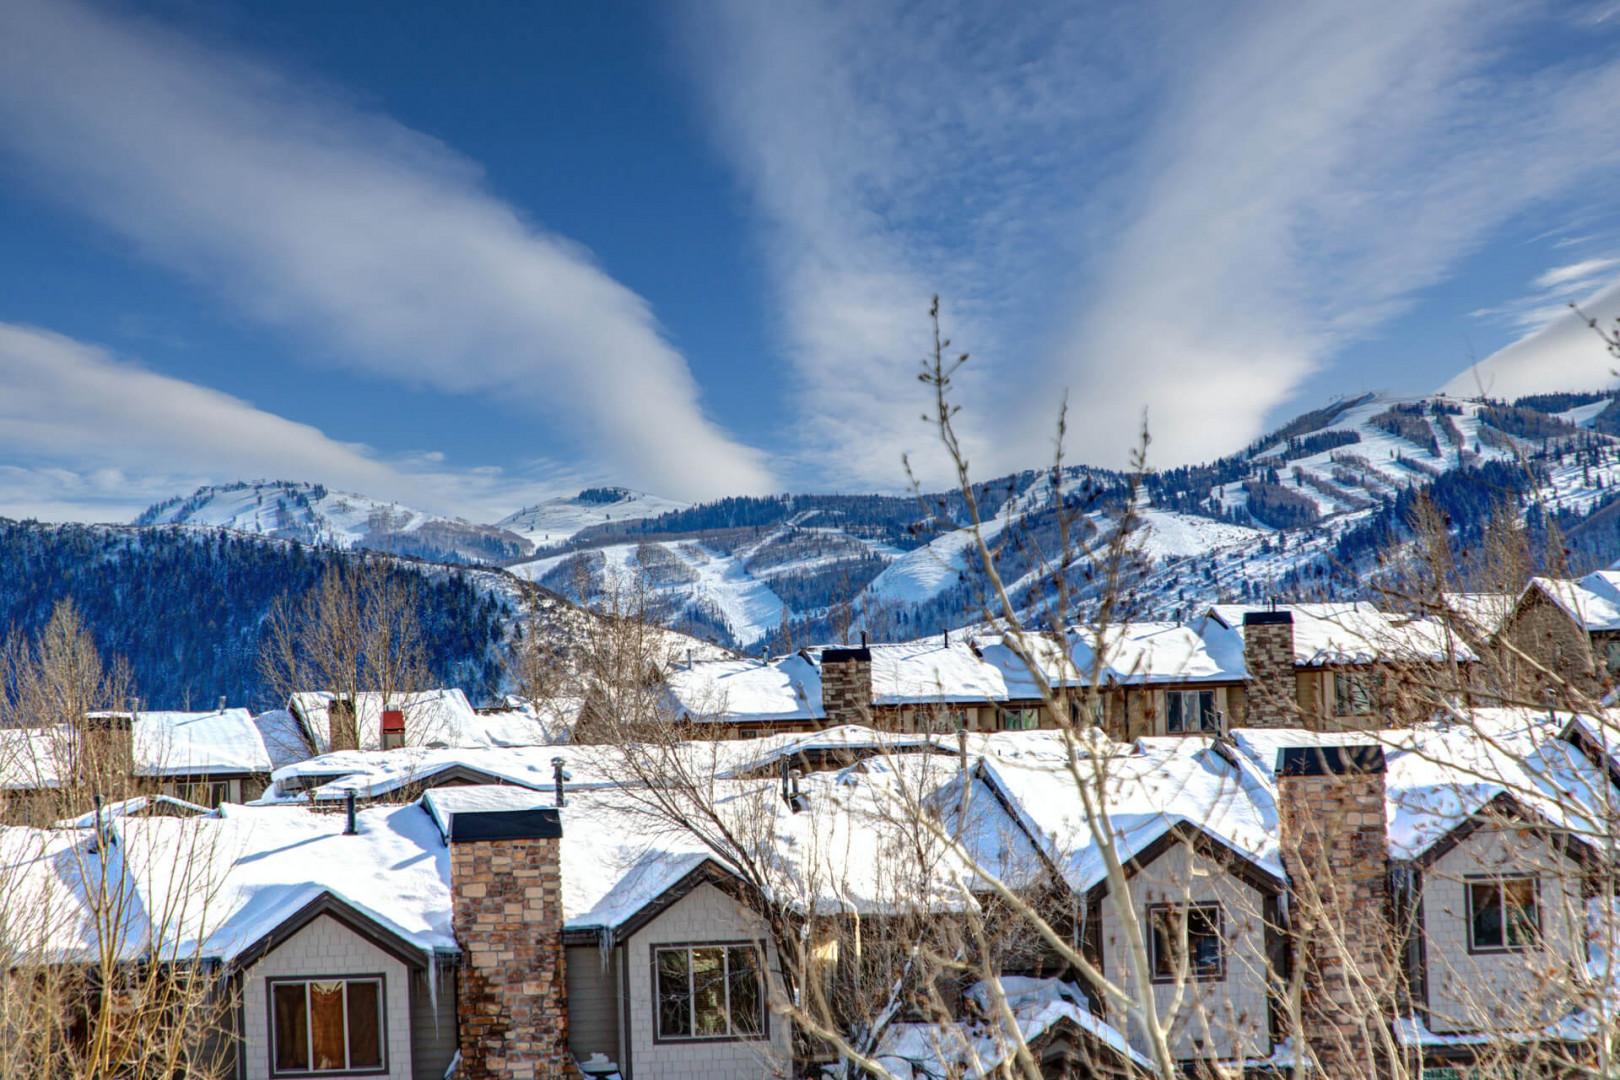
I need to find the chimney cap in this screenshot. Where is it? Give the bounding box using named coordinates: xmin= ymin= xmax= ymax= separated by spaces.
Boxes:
xmin=448 ymin=807 xmax=563 ymax=843
xmin=1276 ymin=745 xmax=1385 ymax=777
xmin=1243 ymin=610 xmax=1294 ymax=626
xmin=822 ymin=646 xmax=871 ymax=663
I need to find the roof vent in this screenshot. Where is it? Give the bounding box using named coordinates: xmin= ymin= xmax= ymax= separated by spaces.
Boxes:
xmin=551 ymin=757 xmax=571 ymax=807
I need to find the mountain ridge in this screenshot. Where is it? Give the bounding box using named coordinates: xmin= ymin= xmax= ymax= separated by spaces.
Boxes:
xmin=123 ymin=386 xmax=1620 ymax=651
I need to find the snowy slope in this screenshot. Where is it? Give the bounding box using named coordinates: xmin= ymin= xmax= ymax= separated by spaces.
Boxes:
xmin=498 ymin=487 xmax=689 ymax=546
xmin=511 ymin=539 xmax=788 ymax=647
xmin=135 ymin=480 xmax=532 ymax=564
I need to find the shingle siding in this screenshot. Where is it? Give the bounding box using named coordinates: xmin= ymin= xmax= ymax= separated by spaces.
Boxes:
xmin=624 ymin=882 xmax=789 ymax=1079
xmin=1097 ymin=843 xmax=1273 ymax=1062
xmin=238 ymin=913 xmax=414 ymax=1080
xmin=409 ymin=965 xmax=459 ymax=1080
xmin=1422 ymin=827 xmax=1586 ymax=1034
xmin=567 ymin=943 xmax=622 ymax=1068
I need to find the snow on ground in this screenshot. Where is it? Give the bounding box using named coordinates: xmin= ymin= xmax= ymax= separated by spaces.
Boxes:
xmin=511 ymin=540 xmax=786 ymax=647
xmin=1133 ymin=507 xmax=1264 ymax=561
xmin=498 ymin=488 xmax=688 ymax=546
xmin=140 ymin=481 xmax=443 ymax=546
xmin=1560 ymin=398 xmax=1613 ymax=428
xmin=857 ymin=517 xmax=1010 ymax=608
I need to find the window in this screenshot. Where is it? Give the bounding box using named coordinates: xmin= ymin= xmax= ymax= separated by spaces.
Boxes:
xmin=654 ymin=944 xmax=765 ymax=1042
xmin=1147 ymin=904 xmax=1223 ymax=982
xmin=1333 ymin=671 xmax=1378 ymax=716
xmin=166 ymin=779 xmax=230 ymax=808
xmin=269 ymin=977 xmax=384 ymax=1075
xmin=1165 ymin=690 xmax=1216 ymax=734
xmin=1467 ymin=877 xmax=1539 ymax=952
xmin=999 ymin=707 xmax=1039 ymax=731
xmin=1606 ymin=639 xmax=1620 ymax=676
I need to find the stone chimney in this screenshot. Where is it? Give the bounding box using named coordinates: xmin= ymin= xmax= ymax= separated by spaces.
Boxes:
xmin=328 ymin=697 xmax=359 ymax=752
xmin=75 ymin=707 xmax=135 ymax=795
xmin=1275 ymin=745 xmax=1395 ymax=1079
xmin=1242 ymin=611 xmax=1297 ymax=727
xmin=820 ymin=646 xmax=873 ymax=728
xmin=448 ymin=806 xmax=578 ymax=1079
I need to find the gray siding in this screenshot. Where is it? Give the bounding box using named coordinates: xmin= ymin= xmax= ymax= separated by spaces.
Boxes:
xmin=410 ymin=964 xmax=459 ymax=1080
xmin=567 ymin=943 xmax=622 ymax=1068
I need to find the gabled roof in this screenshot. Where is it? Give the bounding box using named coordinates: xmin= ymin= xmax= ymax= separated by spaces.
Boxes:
xmin=1208 ymin=602 xmax=1474 ymax=666
xmin=0 ymin=709 xmax=279 ymax=791
xmin=288 ymin=688 xmax=554 ymax=753
xmin=1521 ymin=572 xmax=1620 ymax=633
xmin=959 ymin=742 xmax=1284 ymax=899
xmin=664 ymin=622 xmax=1249 ymax=725
xmin=1231 ymin=709 xmax=1620 ymax=864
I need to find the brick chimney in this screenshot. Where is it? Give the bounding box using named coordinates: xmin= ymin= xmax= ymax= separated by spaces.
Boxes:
xmin=1275 ymin=745 xmax=1395 ymax=1079
xmin=820 ymin=646 xmax=873 ymax=728
xmin=1242 ymin=611 xmax=1297 ymax=727
xmin=448 ymin=807 xmax=578 ymax=1079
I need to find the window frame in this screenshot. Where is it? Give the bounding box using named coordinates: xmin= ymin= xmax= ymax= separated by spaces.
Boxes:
xmin=1164 ymin=689 xmax=1217 ymax=734
xmin=1465 ymin=875 xmax=1540 ymax=954
xmin=650 ymin=940 xmax=769 ymax=1045
xmin=998 ymin=706 xmax=1040 ymax=732
xmin=1332 ymin=670 xmax=1379 ymax=716
xmin=265 ymin=974 xmax=388 ymax=1078
xmin=1146 ymin=902 xmax=1225 ymax=984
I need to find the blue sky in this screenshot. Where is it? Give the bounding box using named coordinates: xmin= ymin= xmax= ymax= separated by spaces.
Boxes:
xmin=2 ymin=0 xmax=1620 ymax=523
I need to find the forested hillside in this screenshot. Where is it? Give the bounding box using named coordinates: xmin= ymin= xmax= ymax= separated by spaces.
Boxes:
xmin=0 ymin=521 xmax=513 ymax=709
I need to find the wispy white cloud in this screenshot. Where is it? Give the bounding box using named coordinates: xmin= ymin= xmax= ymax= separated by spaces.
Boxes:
xmin=0 ymin=323 xmax=580 ymax=523
xmin=1445 ymin=279 xmax=1620 ymax=399
xmin=682 ymin=0 xmax=1620 ymax=478
xmin=1536 ymin=257 xmax=1620 ymax=290
xmin=0 ymin=0 xmax=772 ymax=502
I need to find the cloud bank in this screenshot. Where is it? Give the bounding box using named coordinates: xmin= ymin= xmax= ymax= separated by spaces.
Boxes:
xmin=681 ymin=0 xmax=1620 ymax=478
xmin=0 ymin=0 xmax=772 ymax=502
xmin=0 ymin=323 xmax=570 ymax=523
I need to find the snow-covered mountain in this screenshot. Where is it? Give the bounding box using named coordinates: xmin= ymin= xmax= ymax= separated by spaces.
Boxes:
xmin=129 ymin=387 xmax=1620 ymax=652
xmin=135 ymin=480 xmax=533 ymax=565
xmin=497 ymin=487 xmax=689 ymax=547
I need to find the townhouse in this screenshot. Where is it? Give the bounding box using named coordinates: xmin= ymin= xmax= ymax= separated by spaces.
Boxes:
xmin=1487 ymin=571 xmax=1620 ymax=693
xmin=0 ymin=705 xmax=291 ymax=822
xmin=663 ymin=602 xmax=1471 ymax=740
xmin=9 ymin=710 xmax=1616 ymax=1078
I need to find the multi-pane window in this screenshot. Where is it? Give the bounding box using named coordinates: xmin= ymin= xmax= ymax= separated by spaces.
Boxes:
xmin=1148 ymin=904 xmax=1224 ymax=982
xmin=1332 ymin=671 xmax=1378 ymax=716
xmin=1467 ymin=877 xmax=1539 ymax=952
xmin=654 ymin=944 xmax=765 ymax=1041
xmin=166 ymin=779 xmax=231 ymax=808
xmin=1165 ymin=690 xmax=1217 ymax=734
xmin=999 ymin=707 xmax=1040 ymax=731
xmin=269 ymin=977 xmax=384 ymax=1075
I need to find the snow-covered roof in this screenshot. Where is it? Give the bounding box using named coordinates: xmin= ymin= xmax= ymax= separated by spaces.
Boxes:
xmin=965 ymin=741 xmax=1284 ymax=897
xmin=255 ymin=724 xmax=975 ymax=805
xmin=872 ymin=977 xmax=1152 ymax=1078
xmin=663 ymin=652 xmax=824 ymax=723
xmin=54 ymin=793 xmax=212 ymax=829
xmin=0 ymin=727 xmax=71 ymax=789
xmin=1524 ymin=571 xmax=1620 ymax=633
xmin=1440 ymin=591 xmax=1518 ymax=637
xmin=1073 ymin=620 xmax=1248 ymax=685
xmin=288 ymin=689 xmax=554 ymax=752
xmin=666 ymin=623 xmax=1249 ymax=724
xmin=0 ymin=709 xmax=280 ymax=791
xmin=119 ymin=708 xmax=273 ymax=775
xmin=1208 ymin=602 xmax=1474 ymax=666
xmin=1232 ymin=709 xmax=1620 ymax=863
